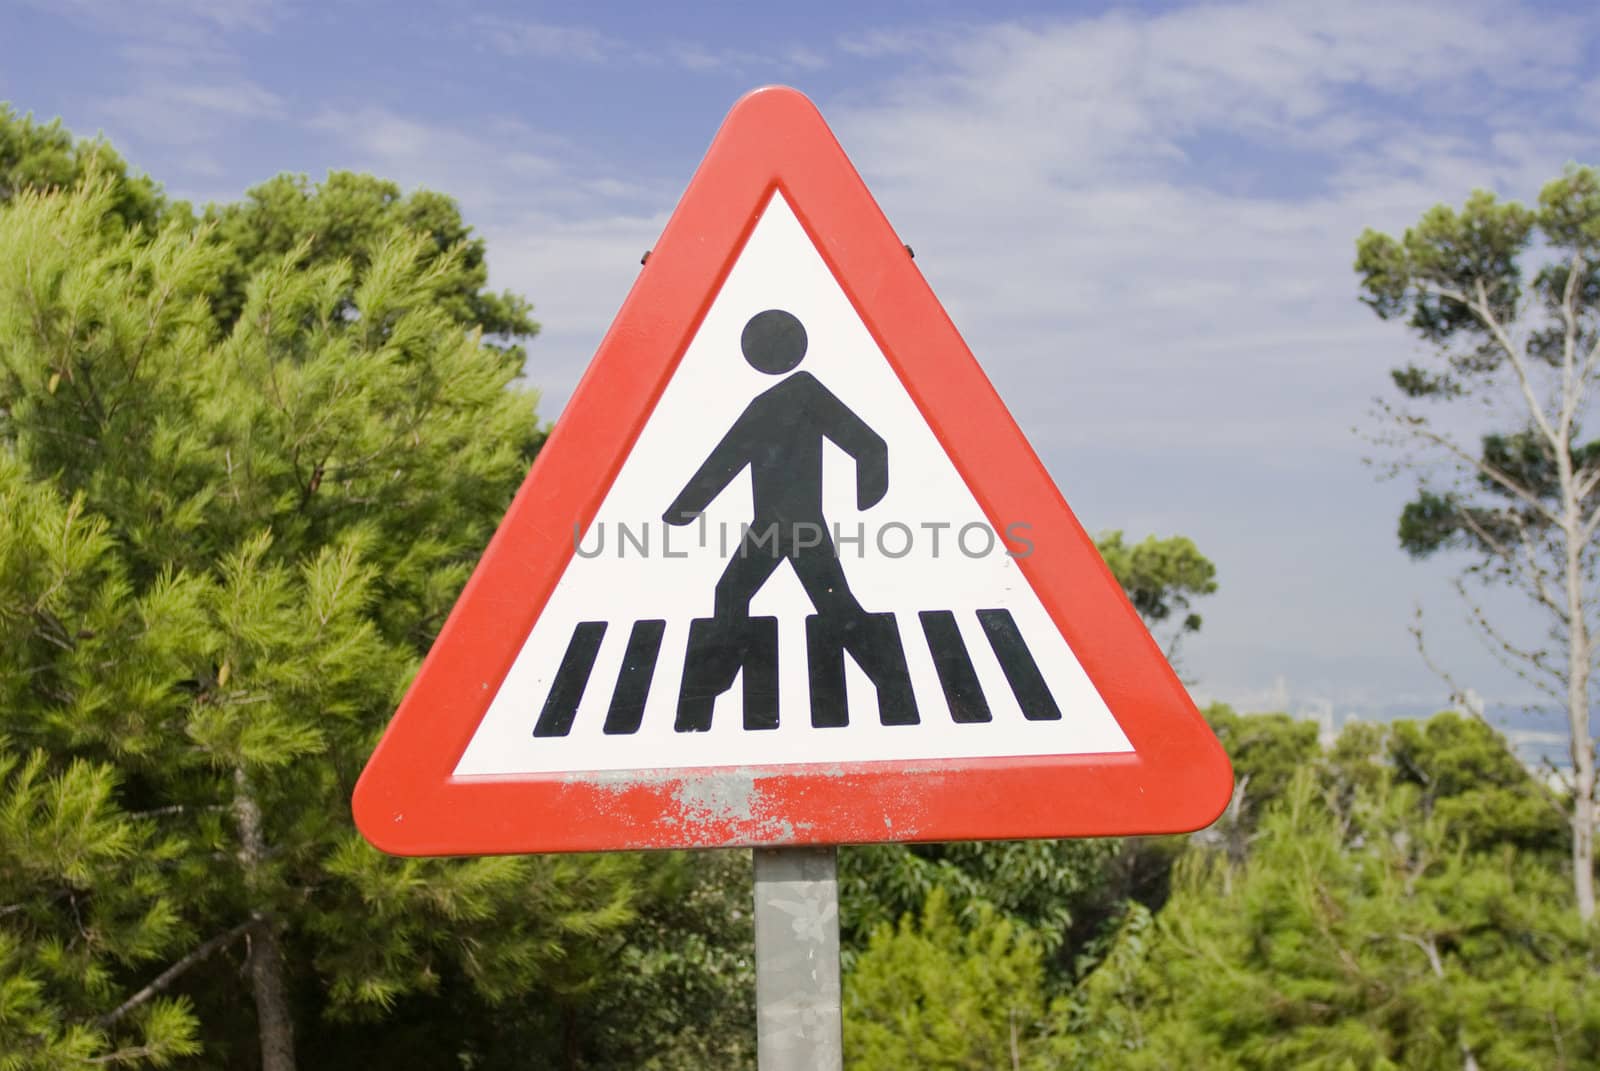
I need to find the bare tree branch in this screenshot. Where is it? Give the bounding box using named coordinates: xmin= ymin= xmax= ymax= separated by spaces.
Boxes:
xmin=1581 ymin=492 xmax=1600 ymax=546
xmin=1471 ymin=278 xmax=1563 ymax=452
xmin=1450 ymin=577 xmax=1565 ymax=697
xmin=1538 ymin=754 xmax=1578 ymax=798
xmin=1411 ymin=609 xmax=1571 ymax=818
xmin=1581 ymin=326 xmax=1600 ymax=384
xmin=1558 ymin=253 xmax=1583 ymax=414
xmin=95 ymin=918 xmax=255 ymax=1029
xmin=1381 ymin=405 xmax=1561 ymax=527
xmin=1453 ymin=509 xmax=1566 ymax=626
xmin=1394 ymin=932 xmax=1444 ymax=977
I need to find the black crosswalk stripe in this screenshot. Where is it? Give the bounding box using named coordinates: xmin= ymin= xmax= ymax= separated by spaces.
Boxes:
xmin=532 ymin=609 xmax=1060 ymax=738
xmin=533 ymin=621 xmax=607 ymax=737
xmin=919 ymin=610 xmax=991 ymax=724
xmin=603 ymin=619 xmax=665 ymax=735
xmin=976 ymin=609 xmax=1062 ymax=721
xmin=806 ymin=612 xmax=916 ymax=728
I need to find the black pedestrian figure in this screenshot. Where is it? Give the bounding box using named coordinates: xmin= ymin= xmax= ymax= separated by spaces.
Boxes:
xmin=526 ymin=310 xmax=1066 ymax=742
xmin=664 ymin=309 xmax=916 ymax=731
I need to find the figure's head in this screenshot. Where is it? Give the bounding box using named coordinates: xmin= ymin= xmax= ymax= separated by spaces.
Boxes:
xmin=741 ymin=309 xmax=807 ymax=374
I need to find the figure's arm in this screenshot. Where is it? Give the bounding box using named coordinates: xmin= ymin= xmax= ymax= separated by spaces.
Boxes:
xmin=805 ymin=378 xmax=888 ymax=509
xmin=662 ymin=417 xmax=753 ymax=525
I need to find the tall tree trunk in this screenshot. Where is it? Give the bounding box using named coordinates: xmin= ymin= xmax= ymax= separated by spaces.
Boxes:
xmin=1566 ymin=604 xmax=1596 ymax=922
xmin=1555 ymin=250 xmax=1597 ymax=923
xmin=234 ymin=767 xmax=297 ymax=1071
xmin=562 ymin=1004 xmax=581 ymax=1071
xmin=1561 ymin=444 xmax=1597 ymax=922
xmin=247 ymin=913 xmax=297 ymax=1071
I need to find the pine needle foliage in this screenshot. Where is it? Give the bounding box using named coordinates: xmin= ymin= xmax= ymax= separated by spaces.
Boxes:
xmin=0 ymin=177 xmax=640 ymax=1068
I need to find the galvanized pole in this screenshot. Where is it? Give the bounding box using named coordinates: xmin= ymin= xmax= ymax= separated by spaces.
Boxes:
xmin=753 ymin=846 xmax=843 ymax=1070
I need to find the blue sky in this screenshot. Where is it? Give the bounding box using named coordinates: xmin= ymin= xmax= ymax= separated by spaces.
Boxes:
xmin=5 ymin=0 xmax=1598 ymax=721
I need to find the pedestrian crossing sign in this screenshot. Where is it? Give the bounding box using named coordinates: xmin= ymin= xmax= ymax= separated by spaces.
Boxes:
xmin=353 ymin=86 xmax=1234 ymax=855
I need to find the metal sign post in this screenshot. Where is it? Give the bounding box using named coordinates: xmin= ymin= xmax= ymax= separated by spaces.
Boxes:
xmin=754 ymin=847 xmax=843 ymax=1070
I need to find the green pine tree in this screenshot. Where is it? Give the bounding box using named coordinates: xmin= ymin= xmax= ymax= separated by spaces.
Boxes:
xmin=0 ymin=103 xmax=168 ymax=232
xmin=0 ymin=456 xmax=198 ymax=1068
xmin=1061 ymin=715 xmax=1599 ymax=1070
xmin=844 ymin=887 xmax=1054 ymax=1070
xmin=0 ymin=171 xmax=639 ymax=1070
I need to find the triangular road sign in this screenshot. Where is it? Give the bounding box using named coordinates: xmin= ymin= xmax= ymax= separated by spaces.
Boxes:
xmin=353 ymin=86 xmax=1232 ymax=855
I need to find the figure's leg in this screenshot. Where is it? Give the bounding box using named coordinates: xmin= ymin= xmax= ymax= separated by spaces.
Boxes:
xmin=805 ymin=614 xmax=849 ymax=728
xmin=676 ymin=530 xmax=785 ymax=732
xmin=787 ymin=531 xmax=867 ymax=621
xmin=740 ymin=615 xmax=779 ymax=731
xmin=677 ymin=614 xmax=779 ymax=732
xmin=714 ymin=529 xmax=784 ymax=619
xmin=792 ymin=541 xmax=917 ymax=726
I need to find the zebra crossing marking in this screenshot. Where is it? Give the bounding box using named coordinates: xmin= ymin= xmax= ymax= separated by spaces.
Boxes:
xmin=536 ymin=609 xmax=1060 ymax=738
xmin=604 ymin=620 xmax=664 ymax=736
xmin=532 ymin=621 xmax=605 ymax=739
xmin=919 ymin=610 xmax=991 ymax=725
xmin=977 ymin=609 xmax=1062 ymax=723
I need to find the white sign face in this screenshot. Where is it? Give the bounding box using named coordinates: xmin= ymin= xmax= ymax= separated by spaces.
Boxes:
xmin=454 ymin=194 xmax=1131 ymax=777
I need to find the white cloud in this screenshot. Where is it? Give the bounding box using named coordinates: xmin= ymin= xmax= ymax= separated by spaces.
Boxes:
xmin=819 ymin=0 xmax=1594 ymax=459
xmin=302 ymin=107 xmax=653 ymax=219
xmin=43 ymin=0 xmax=285 ymax=151
xmin=490 ymin=212 xmax=667 ymax=395
xmin=470 ymin=14 xmax=830 ymax=75
xmin=33 ymin=0 xmax=279 ymax=68
xmin=161 ymin=82 xmax=284 ymax=119
xmin=665 ymin=42 xmax=734 ymax=73
xmin=1583 ymin=77 xmax=1600 ymax=124
xmin=473 ymin=16 xmax=623 ymax=63
xmin=783 ymin=45 xmax=828 ymax=71
xmin=40 ymin=0 xmax=279 ymax=35
xmin=100 ymin=80 xmax=286 ymax=145
xmin=796 ymin=0 xmax=1598 ymax=705
xmin=837 ymin=25 xmax=954 ymax=60
xmin=173 ymin=150 xmax=226 ymax=178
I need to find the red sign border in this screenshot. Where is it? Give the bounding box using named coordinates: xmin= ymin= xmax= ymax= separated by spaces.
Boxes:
xmin=353 ymin=86 xmax=1233 ymax=855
